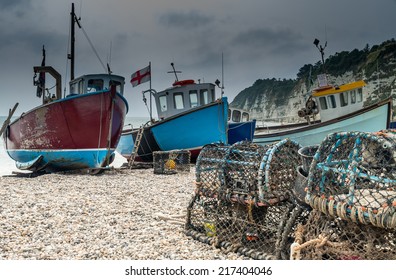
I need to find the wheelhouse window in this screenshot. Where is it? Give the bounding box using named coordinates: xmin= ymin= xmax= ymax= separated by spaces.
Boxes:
xmin=327 ymin=95 xmax=337 ymax=108
xmin=70 ymin=82 xmax=77 ymax=94
xmin=110 ymin=80 xmax=123 ymax=94
xmin=340 ymin=92 xmax=348 ymax=107
xmin=159 ymin=95 xmax=168 ymax=112
xmin=319 ymin=97 xmax=328 ymax=110
xmin=350 ymin=90 xmax=356 ymax=104
xmin=189 ymin=91 xmax=198 ymax=108
xmin=232 ymin=110 xmax=241 ymax=122
xmin=242 ymin=112 xmax=249 ymax=122
xmin=87 ymin=79 xmax=104 ymax=93
xmin=357 ymin=88 xmax=363 ymax=102
xmin=173 ymin=92 xmax=184 ymax=109
xmin=199 ymin=89 xmax=213 ymax=105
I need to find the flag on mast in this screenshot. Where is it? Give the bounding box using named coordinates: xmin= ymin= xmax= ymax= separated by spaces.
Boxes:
xmin=130 ymin=65 xmax=151 ymax=87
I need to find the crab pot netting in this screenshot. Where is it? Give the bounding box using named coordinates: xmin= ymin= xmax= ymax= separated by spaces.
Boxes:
xmin=186 ymin=140 xmax=308 ymax=259
xmin=306 ymin=130 xmax=396 ymax=229
xmin=291 ymin=210 xmax=396 ymax=260
xmin=153 ymin=149 xmax=191 ymax=174
xmin=194 ymin=140 xmax=302 ymax=204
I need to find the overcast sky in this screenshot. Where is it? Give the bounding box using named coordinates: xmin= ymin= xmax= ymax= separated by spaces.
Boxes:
xmin=1 ymin=0 xmax=395 ymax=117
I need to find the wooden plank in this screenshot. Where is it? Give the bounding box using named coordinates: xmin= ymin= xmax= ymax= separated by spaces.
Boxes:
xmin=0 ymin=103 xmax=19 ymax=137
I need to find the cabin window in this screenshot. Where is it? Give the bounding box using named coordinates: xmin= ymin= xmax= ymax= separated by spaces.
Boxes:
xmin=110 ymin=80 xmax=123 ymax=94
xmin=327 ymin=95 xmax=337 ymax=108
xmin=70 ymin=82 xmax=78 ymax=94
xmin=232 ymin=110 xmax=241 ymax=122
xmin=79 ymin=81 xmax=84 ymax=94
xmin=319 ymin=97 xmax=328 ymax=110
xmin=174 ymin=92 xmax=184 ymax=109
xmin=242 ymin=112 xmax=249 ymax=121
xmin=87 ymin=79 xmax=104 ymax=93
xmin=340 ymin=92 xmax=348 ymax=107
xmin=357 ymin=88 xmax=363 ymax=102
xmin=159 ymin=95 xmax=168 ymax=112
xmin=350 ymin=90 xmax=356 ymax=104
xmin=200 ymin=89 xmax=210 ymax=105
xmin=228 ymin=109 xmax=231 ymax=121
xmin=189 ymin=91 xmax=199 ymax=107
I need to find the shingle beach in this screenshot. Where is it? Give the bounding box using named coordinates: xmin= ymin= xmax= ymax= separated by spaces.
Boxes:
xmin=0 ymin=167 xmax=245 ymax=260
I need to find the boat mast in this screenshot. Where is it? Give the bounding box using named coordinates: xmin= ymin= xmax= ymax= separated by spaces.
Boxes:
xmin=69 ymin=3 xmax=81 ymax=81
xmin=313 ymin=38 xmax=327 ymax=74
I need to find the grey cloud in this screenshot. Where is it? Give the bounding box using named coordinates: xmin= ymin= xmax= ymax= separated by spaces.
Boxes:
xmin=0 ymin=0 xmax=32 ymax=17
xmin=158 ymin=10 xmax=214 ymax=29
xmin=231 ymin=28 xmax=308 ymax=56
xmin=233 ymin=28 xmax=301 ymax=48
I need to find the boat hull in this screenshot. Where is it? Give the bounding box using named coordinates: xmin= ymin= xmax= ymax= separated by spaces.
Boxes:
xmin=4 ymin=89 xmax=128 ymax=172
xmin=117 ymin=98 xmax=229 ymax=162
xmin=253 ymin=98 xmax=392 ymax=147
xmin=151 ymin=99 xmax=228 ymax=151
xmin=228 ymin=119 xmax=256 ymax=144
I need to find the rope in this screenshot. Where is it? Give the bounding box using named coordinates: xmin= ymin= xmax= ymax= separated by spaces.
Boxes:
xmin=96 ymin=93 xmax=104 ymax=165
xmin=155 ymin=212 xmax=186 ymax=226
xmin=308 ymin=196 xmax=396 ymax=229
xmin=290 ymin=233 xmax=344 ymax=260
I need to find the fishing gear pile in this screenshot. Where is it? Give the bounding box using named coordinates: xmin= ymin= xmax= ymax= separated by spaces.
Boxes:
xmin=185 ymin=140 xmax=308 ymax=259
xmin=185 ymin=130 xmax=396 ymax=260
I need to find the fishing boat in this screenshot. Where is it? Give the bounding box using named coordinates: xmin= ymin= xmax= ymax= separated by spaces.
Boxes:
xmin=228 ymin=107 xmax=256 ymax=145
xmin=116 ymin=64 xmax=255 ymax=162
xmin=2 ymin=3 xmax=129 ymax=172
xmin=253 ymin=39 xmax=392 ymax=147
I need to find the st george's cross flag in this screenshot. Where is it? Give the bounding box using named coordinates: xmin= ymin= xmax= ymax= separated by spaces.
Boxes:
xmin=130 ymin=65 xmax=151 ymax=87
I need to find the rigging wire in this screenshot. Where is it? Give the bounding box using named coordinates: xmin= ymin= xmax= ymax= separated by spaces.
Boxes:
xmin=80 ymin=25 xmax=108 ymax=73
xmin=63 ymin=16 xmax=71 ymax=98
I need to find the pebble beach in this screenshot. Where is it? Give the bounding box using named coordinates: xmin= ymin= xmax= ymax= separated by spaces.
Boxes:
xmin=0 ymin=166 xmax=245 ymax=260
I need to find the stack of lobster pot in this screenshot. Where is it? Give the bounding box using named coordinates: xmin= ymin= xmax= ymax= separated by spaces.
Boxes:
xmin=185 ymin=139 xmax=307 ymax=260
xmin=291 ymin=130 xmax=396 ymax=260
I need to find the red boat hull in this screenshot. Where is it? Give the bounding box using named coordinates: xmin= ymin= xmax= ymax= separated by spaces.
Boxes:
xmin=4 ymin=89 xmax=128 ymax=171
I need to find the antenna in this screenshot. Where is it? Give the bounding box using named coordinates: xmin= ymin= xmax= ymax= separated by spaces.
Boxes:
xmin=221 ymin=52 xmax=224 ymax=96
xmin=313 ymin=38 xmax=327 ymax=73
xmin=107 ymin=41 xmax=112 ymax=74
xmin=167 ymin=62 xmax=181 ymax=81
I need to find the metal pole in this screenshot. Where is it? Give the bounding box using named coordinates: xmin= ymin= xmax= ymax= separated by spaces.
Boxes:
xmin=149 ymin=61 xmax=153 ymax=122
xmin=70 ymin=3 xmax=75 ymax=80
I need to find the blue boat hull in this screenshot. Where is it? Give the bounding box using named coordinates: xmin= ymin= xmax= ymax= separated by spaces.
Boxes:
xmin=7 ymin=149 xmax=115 ymax=172
xmin=116 ymin=131 xmax=134 ymax=159
xmin=116 ymin=117 xmax=256 ymax=162
xmin=253 ymin=99 xmax=392 ymax=147
xmin=150 ymin=97 xmax=228 ymax=160
xmin=228 ymin=120 xmax=256 ymax=144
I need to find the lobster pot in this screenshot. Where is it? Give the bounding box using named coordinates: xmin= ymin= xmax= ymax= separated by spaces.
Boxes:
xmin=293 ymin=166 xmax=311 ymax=208
xmin=298 ymin=145 xmax=319 ymax=173
xmin=153 ymin=149 xmax=191 ymax=174
xmin=195 ymin=140 xmax=302 ymax=204
xmin=306 ymin=130 xmax=396 ymax=228
xmin=186 ymin=192 xmax=307 ymax=260
xmin=257 ymin=139 xmax=302 ymax=205
xmin=291 ymin=210 xmax=396 ymax=260
xmin=187 ymin=140 xmax=307 ymax=259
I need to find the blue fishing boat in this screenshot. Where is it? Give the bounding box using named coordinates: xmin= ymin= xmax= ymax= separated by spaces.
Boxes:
xmin=117 ymin=64 xmax=255 ymax=162
xmin=228 ymin=107 xmax=256 ymax=145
